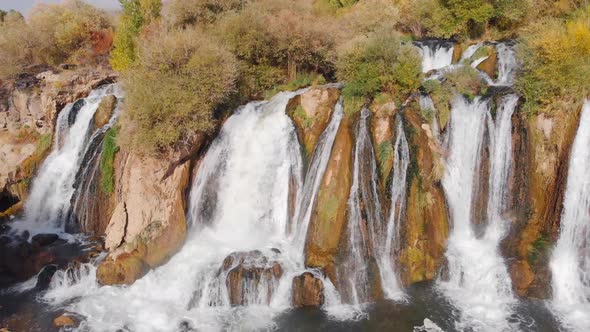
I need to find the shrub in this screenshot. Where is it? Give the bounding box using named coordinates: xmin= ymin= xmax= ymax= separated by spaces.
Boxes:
xmin=28 ymin=0 xmax=112 ymax=65
xmin=120 ymin=28 xmax=238 ymax=153
xmin=336 ymin=31 xmax=423 ymax=105
xmin=100 ymin=126 xmax=119 ymax=193
xmin=215 ymin=0 xmax=336 ymax=99
xmin=515 ymin=6 xmax=590 ymax=114
xmin=110 ymin=0 xmax=161 ymax=71
xmin=166 ymin=0 xmax=244 ymax=27
xmin=443 ymin=65 xmax=487 ymax=99
xmin=396 ymin=0 xmax=457 ymax=38
xmin=0 ymin=12 xmax=36 ymax=78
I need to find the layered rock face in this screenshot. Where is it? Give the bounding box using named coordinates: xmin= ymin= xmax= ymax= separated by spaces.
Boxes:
xmin=98 ymin=149 xmax=192 ymax=285
xmin=292 ymin=272 xmax=325 ymax=307
xmin=505 ymin=108 xmax=581 ymax=298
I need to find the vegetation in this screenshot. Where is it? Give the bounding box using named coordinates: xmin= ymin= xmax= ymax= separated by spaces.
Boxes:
xmin=110 ymin=0 xmax=161 ymax=71
xmin=516 ymin=5 xmax=590 ymax=114
xmin=120 ymin=27 xmax=238 ymax=153
xmin=0 ymin=0 xmax=112 ymax=78
xmin=100 ymin=126 xmax=120 ymax=193
xmin=336 ymin=31 xmax=423 ymax=108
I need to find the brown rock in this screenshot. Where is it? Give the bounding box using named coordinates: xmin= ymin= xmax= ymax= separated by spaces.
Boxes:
xmin=220 ymin=251 xmax=283 ymax=305
xmin=53 ymin=314 xmax=77 ymax=327
xmin=93 ymin=94 xmax=117 ymax=128
xmin=96 ymin=252 xmax=148 ymax=285
xmin=287 ymin=87 xmax=340 ymax=158
xmin=292 ymin=272 xmax=325 ymax=307
xmin=509 ymin=260 xmax=535 ymax=297
xmin=476 ymin=49 xmax=498 ymax=80
xmin=304 ymin=114 xmax=353 ymax=282
xmin=398 ymin=107 xmax=449 ymax=285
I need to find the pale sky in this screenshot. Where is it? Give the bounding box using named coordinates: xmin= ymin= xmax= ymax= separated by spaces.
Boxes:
xmin=0 ymin=0 xmax=121 ymax=15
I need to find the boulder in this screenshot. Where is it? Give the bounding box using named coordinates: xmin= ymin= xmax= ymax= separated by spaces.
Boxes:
xmin=96 ymin=252 xmax=148 ymax=286
xmin=35 ymin=264 xmax=58 ymax=290
xmin=31 ymin=233 xmax=59 ymax=247
xmin=93 ymin=94 xmax=117 ymax=128
xmin=476 ymin=47 xmax=498 ymax=80
xmin=220 ymin=251 xmax=283 ymax=306
xmin=53 ymin=314 xmax=77 ymax=328
xmin=292 ymin=272 xmax=325 ymax=307
xmin=305 ymin=115 xmax=353 ymax=282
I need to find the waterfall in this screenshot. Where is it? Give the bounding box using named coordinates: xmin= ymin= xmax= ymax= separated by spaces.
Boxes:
xmin=44 ymin=90 xmax=348 ymax=331
xmin=495 ymin=43 xmax=517 ymax=86
xmin=290 ymin=99 xmax=344 ymax=256
xmin=377 ymin=115 xmax=409 ymax=300
xmin=550 ymin=100 xmax=590 ymax=331
xmin=416 ymin=40 xmax=454 ymax=73
xmin=339 ymin=108 xmax=377 ymax=304
xmin=12 ymin=84 xmax=122 ymax=235
xmin=439 ymin=94 xmax=518 ymax=331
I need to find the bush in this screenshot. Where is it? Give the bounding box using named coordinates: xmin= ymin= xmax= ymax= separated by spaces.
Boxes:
xmin=110 ymin=0 xmax=161 ymax=71
xmin=515 ymin=6 xmax=590 ymax=114
xmin=120 ymin=28 xmax=238 ymax=153
xmin=443 ymin=65 xmax=487 ymax=99
xmin=336 ymin=31 xmax=423 ymax=105
xmin=0 ymin=12 xmax=36 ymax=78
xmin=28 ymin=0 xmax=112 ymax=65
xmin=215 ymin=0 xmax=336 ymax=99
xmin=396 ymin=0 xmax=457 ymax=38
xmin=166 ymin=0 xmax=244 ymax=27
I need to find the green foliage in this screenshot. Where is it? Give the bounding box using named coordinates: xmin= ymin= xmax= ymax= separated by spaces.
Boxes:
xmin=396 ymin=0 xmax=457 ymax=38
xmin=516 ymin=6 xmax=590 ymax=114
xmin=528 ymin=233 xmax=550 ymax=263
xmin=443 ymin=65 xmax=487 ymax=99
xmin=264 ymin=73 xmax=326 ymax=100
xmin=110 ymin=0 xmax=161 ymax=72
xmin=121 ymin=28 xmax=238 ymax=153
xmin=377 ymin=141 xmax=394 ymax=183
xmin=293 ymin=105 xmax=314 ymax=129
xmin=100 ymin=126 xmax=120 ymax=193
xmin=337 ymin=31 xmax=423 ymax=104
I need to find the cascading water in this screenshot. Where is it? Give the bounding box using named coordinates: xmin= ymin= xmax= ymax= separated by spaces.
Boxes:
xmin=12 ymin=84 xmax=122 ymax=235
xmin=43 ymin=90 xmax=346 ymax=331
xmin=416 ymin=40 xmax=454 ymax=73
xmin=495 ymin=43 xmax=517 ymax=86
xmin=339 ymin=108 xmax=377 ymax=305
xmin=377 ymin=115 xmax=409 ymax=300
xmin=550 ymin=100 xmax=590 ymax=331
xmin=438 ymin=94 xmax=518 ymax=331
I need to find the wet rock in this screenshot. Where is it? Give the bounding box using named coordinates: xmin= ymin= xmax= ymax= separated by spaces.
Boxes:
xmin=35 ymin=264 xmax=58 ymax=289
xmin=93 ymin=94 xmax=117 ymax=128
xmin=287 ymin=87 xmax=341 ymax=158
xmin=292 ymin=272 xmax=325 ymax=307
xmin=305 ymin=115 xmax=353 ymax=282
xmin=96 ymin=252 xmax=148 ymax=286
xmin=476 ymin=48 xmax=498 ymax=80
xmin=31 ymin=233 xmax=59 ymax=247
xmin=220 ymin=250 xmax=283 ymax=306
xmin=53 ymin=314 xmax=77 ymax=328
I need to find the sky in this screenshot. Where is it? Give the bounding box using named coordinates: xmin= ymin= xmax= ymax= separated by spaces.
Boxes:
xmin=0 ymin=0 xmax=121 ymax=15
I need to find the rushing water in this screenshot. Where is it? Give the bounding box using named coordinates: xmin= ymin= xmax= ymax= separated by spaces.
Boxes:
xmin=11 ymin=84 xmax=122 ymax=235
xmin=495 ymin=43 xmax=518 ymax=86
xmin=550 ymin=100 xmax=590 ymax=331
xmin=416 ymin=40 xmax=454 ymax=73
xmin=38 ymin=90 xmax=354 ymax=331
xmin=439 ymin=95 xmax=518 ymax=331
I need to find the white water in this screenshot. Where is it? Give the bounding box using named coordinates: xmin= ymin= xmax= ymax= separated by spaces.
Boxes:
xmin=12 ymin=84 xmax=122 ymax=235
xmin=495 ymin=43 xmax=517 ymax=86
xmin=377 ymin=115 xmax=408 ymax=300
xmin=417 ymin=41 xmax=454 ymax=73
xmin=439 ymin=95 xmax=518 ymax=331
xmin=550 ymin=100 xmax=590 ymax=331
xmin=43 ymin=90 xmax=351 ymax=331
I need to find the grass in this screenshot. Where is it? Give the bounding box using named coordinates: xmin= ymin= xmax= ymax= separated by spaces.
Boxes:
xmin=264 ymin=73 xmax=326 ymax=100
xmin=99 ymin=126 xmax=120 ymax=193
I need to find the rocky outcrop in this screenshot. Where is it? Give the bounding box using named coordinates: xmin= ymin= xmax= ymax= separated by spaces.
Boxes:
xmin=93 ymin=94 xmax=117 ymax=129
xmin=221 ymin=250 xmax=283 ymax=306
xmin=304 ymin=114 xmax=353 ymax=282
xmin=0 ymin=67 xmax=117 ymax=215
xmin=99 ymin=149 xmax=192 ymax=285
xmin=398 ymin=107 xmax=449 ymax=285
xmin=292 ymin=272 xmax=325 ymax=307
xmin=287 ymin=87 xmax=340 ymax=159
xmin=476 ymin=47 xmax=498 ymax=80
xmin=370 ymin=99 xmax=396 ymax=191
xmin=96 ymin=251 xmax=148 ymax=285
xmin=504 ymin=108 xmax=580 ymax=298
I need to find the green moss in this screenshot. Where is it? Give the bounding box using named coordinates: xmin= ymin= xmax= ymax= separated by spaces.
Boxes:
xmin=342 ymin=94 xmax=364 ymax=116
xmin=376 ymin=141 xmax=393 ymax=183
xmin=99 ymin=126 xmax=120 ymax=193
xmin=528 ymin=233 xmax=550 ymax=263
xmin=293 ymin=105 xmax=314 ymax=129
